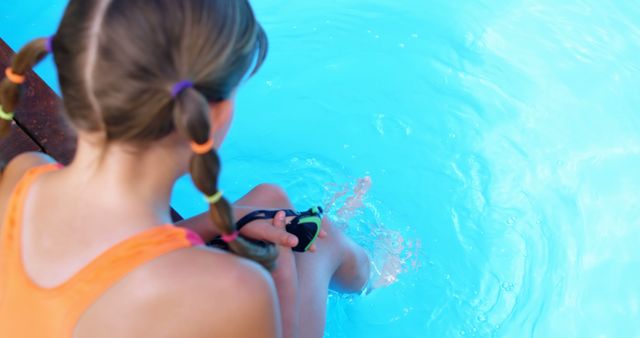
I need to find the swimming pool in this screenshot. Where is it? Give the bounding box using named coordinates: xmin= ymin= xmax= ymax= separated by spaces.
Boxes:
xmin=3 ymin=0 xmax=640 ymax=337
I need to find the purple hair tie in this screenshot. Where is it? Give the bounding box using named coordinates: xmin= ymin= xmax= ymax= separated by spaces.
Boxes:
xmin=44 ymin=36 xmax=53 ymax=53
xmin=171 ymin=80 xmax=193 ymax=98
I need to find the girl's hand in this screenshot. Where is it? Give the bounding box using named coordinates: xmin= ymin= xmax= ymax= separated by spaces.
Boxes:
xmin=238 ymin=211 xmax=327 ymax=252
xmin=238 ymin=213 xmax=298 ymax=248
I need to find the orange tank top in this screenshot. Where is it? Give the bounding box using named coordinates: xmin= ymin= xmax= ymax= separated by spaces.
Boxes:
xmin=0 ymin=164 xmax=204 ymax=338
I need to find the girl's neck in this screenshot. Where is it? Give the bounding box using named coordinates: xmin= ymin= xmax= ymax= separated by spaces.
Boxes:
xmin=62 ymin=132 xmax=189 ymax=227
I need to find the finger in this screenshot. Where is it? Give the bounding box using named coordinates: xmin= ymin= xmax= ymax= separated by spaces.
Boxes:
xmin=273 ymin=211 xmax=286 ymax=229
xmin=243 ymin=222 xmax=299 ymax=248
xmin=308 ymin=244 xmax=317 ymax=253
xmin=284 ymin=234 xmax=299 ymax=248
xmin=272 ymin=212 xmax=295 ymax=226
xmin=318 ymin=229 xmax=328 ymax=239
xmin=268 ymin=224 xmax=298 ymax=248
xmin=272 ymin=211 xmax=297 ymax=246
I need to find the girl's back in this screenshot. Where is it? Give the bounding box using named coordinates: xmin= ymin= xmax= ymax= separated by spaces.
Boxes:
xmin=0 ymin=149 xmax=279 ymax=338
xmin=0 ymin=0 xmax=282 ymax=337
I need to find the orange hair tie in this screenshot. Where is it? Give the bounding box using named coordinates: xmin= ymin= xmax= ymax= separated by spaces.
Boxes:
xmin=4 ymin=68 xmax=25 ymax=84
xmin=190 ymin=139 xmax=214 ymax=154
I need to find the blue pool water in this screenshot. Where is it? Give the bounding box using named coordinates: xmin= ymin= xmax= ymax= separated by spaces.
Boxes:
xmin=3 ymin=1 xmax=640 ymax=337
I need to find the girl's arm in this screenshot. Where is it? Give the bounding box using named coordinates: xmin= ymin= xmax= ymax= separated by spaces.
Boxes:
xmin=176 ymin=212 xmax=220 ymax=243
xmin=177 ymin=206 xmax=300 ymax=248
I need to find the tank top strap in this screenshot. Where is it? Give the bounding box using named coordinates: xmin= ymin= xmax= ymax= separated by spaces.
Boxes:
xmin=0 ymin=164 xmax=61 ymax=275
xmin=0 ymin=163 xmax=205 ymax=334
xmin=59 ymin=225 xmax=202 ymax=322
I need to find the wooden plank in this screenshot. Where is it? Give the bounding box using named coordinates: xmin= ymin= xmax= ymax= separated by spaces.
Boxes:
xmin=170 ymin=209 xmax=184 ymax=222
xmin=0 ymin=38 xmax=76 ymax=165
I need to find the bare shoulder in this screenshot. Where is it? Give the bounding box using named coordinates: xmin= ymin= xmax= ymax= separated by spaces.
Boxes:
xmin=0 ymin=152 xmax=54 ymax=190
xmin=98 ymin=246 xmax=282 ymax=338
xmin=165 ymin=247 xmax=280 ymax=310
xmin=1 ymin=152 xmax=54 ymax=176
xmin=0 ymin=152 xmax=54 ymax=220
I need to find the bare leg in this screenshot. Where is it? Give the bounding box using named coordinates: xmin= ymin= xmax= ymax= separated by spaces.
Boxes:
xmin=294 ymin=178 xmax=372 ymax=338
xmin=293 ymin=217 xmax=370 ymax=338
xmin=234 ymin=183 xmax=370 ymax=338
xmin=233 ymin=184 xmax=300 ymax=338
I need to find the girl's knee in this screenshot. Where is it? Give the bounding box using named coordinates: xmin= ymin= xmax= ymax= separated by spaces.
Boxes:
xmin=247 ymin=183 xmax=293 ymax=209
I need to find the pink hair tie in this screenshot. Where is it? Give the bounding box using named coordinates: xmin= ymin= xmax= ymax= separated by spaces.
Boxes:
xmin=221 ymin=231 xmax=240 ymax=243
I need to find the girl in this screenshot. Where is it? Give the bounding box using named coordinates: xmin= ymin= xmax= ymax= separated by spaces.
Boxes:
xmin=0 ymin=1 xmax=370 ymax=338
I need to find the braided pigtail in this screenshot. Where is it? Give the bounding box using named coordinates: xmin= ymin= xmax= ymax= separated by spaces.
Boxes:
xmin=0 ymin=37 xmax=51 ymax=137
xmin=172 ymin=83 xmax=278 ymax=271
